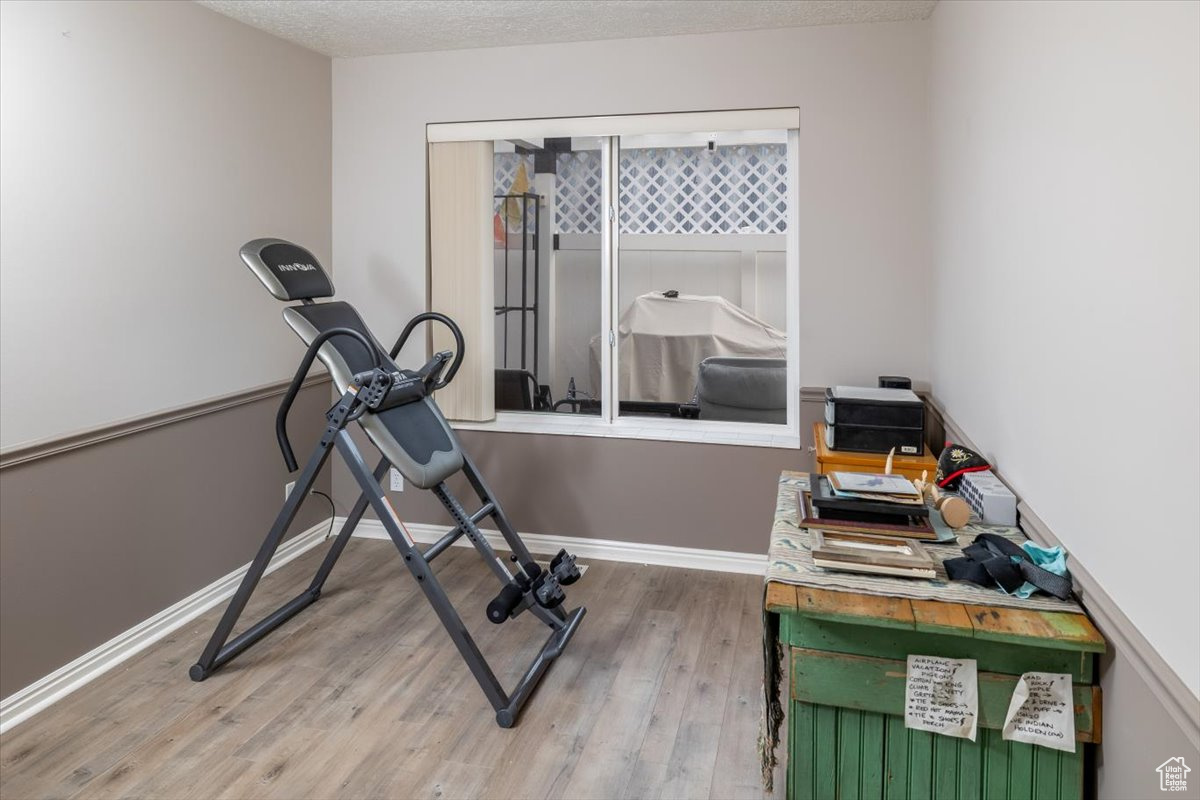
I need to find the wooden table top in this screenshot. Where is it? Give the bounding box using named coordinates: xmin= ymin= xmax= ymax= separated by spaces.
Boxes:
xmin=766 ymin=582 xmax=1105 ymax=652
xmin=766 ymin=471 xmax=1106 ymax=653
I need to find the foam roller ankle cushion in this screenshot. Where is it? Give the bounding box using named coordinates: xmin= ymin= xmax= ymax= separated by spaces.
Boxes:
xmin=487 ymin=583 xmax=524 ymax=624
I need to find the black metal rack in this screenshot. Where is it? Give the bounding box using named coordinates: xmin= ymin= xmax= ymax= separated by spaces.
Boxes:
xmin=494 ymin=192 xmax=541 ymax=381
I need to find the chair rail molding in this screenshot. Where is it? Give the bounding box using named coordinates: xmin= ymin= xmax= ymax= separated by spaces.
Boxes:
xmin=0 ymin=374 xmax=331 ymax=469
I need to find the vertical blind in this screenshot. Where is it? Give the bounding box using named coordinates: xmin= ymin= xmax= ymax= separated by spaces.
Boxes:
xmin=428 ymin=140 xmax=495 ymax=421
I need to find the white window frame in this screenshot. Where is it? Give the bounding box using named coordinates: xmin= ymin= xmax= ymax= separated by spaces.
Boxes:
xmin=433 ymin=111 xmax=801 ymax=449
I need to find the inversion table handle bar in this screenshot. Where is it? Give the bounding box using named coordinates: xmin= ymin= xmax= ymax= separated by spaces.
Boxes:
xmin=390 ymin=312 xmax=465 ymax=391
xmin=277 ymin=326 xmax=382 ymax=472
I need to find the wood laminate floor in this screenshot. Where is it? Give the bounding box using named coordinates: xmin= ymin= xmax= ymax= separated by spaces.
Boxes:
xmin=0 ymin=539 xmax=785 ymax=799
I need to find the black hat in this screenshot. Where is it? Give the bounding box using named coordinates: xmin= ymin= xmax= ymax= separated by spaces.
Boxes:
xmin=936 ymin=443 xmax=990 ymax=490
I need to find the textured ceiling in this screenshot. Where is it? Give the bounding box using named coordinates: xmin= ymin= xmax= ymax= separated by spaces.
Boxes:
xmin=197 ymin=0 xmax=938 ymax=58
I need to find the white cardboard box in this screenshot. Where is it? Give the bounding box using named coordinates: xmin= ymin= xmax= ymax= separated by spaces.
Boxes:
xmin=959 ymin=470 xmax=1017 ymax=526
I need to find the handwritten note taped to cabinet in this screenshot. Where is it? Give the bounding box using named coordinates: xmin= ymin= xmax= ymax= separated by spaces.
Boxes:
xmin=1002 ymin=672 xmax=1076 ymax=753
xmin=904 ymin=655 xmax=978 ymax=741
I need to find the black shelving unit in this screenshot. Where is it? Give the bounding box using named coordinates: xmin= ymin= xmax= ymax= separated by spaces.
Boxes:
xmin=494 ymin=192 xmax=541 ymax=382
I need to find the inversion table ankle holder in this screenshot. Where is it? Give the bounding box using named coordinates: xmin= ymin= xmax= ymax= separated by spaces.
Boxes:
xmin=189 ymin=238 xmax=586 ymax=728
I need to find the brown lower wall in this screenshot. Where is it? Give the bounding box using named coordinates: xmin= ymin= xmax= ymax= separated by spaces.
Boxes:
xmin=0 ymin=382 xmax=333 ymax=698
xmin=334 ymin=397 xmax=826 ymax=553
xmin=395 ymin=431 xmax=803 ymax=553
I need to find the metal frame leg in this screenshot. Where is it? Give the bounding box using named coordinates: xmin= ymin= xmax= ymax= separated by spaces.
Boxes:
xmin=456 ymin=452 xmax=568 ymax=627
xmin=306 ymin=457 xmax=389 ymax=593
xmin=336 ymin=431 xmax=585 ymax=728
xmin=190 ymin=389 xmax=384 ymax=682
xmin=431 ymin=482 xmax=514 ymax=585
xmin=190 ymin=418 xmax=340 ymax=680
xmin=335 ymin=431 xmax=510 ymax=711
xmin=191 ymin=412 xmax=585 ymax=728
xmin=460 ymin=451 xmax=539 ymax=572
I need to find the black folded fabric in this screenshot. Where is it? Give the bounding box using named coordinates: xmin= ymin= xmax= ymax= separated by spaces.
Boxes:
xmin=943 ymin=533 xmax=1074 ymax=600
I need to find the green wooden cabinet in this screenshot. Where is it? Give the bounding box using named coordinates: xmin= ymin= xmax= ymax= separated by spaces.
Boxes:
xmin=769 ymin=588 xmax=1105 ymax=800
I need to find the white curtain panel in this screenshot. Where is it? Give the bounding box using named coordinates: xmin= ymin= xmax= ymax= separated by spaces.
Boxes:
xmin=428 ymin=140 xmax=495 ymax=421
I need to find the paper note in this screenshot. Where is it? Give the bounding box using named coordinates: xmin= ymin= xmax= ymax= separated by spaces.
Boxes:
xmin=904 ymin=655 xmax=978 ymax=741
xmin=1002 ymin=672 xmax=1076 ymax=753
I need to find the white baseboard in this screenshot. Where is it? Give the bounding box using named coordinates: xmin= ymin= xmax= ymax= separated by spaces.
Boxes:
xmin=341 ymin=517 xmax=768 ymax=576
xmin=0 ymin=519 xmax=332 ymax=734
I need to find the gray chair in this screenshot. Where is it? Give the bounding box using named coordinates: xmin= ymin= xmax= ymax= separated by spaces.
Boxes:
xmin=694 ymin=357 xmax=787 ymax=423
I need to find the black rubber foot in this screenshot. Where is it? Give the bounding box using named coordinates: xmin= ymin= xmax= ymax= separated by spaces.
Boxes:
xmin=188 ymin=664 xmax=208 ymax=682
xmin=495 ymin=709 xmax=515 ymax=728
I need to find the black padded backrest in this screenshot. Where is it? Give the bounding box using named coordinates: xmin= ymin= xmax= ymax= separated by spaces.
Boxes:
xmin=282 ymin=301 xmax=394 ymax=384
xmin=283 ymin=300 xmax=463 ymax=488
xmin=241 ymin=238 xmax=335 ymax=301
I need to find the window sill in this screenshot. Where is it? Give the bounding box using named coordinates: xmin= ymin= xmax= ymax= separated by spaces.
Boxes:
xmin=449 ymin=413 xmax=801 ymax=449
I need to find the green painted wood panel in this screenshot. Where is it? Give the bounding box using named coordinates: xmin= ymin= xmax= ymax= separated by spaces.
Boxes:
xmin=885 ymin=715 xmax=910 ymax=800
xmin=861 ymin=712 xmax=886 ymax=797
xmin=958 ymin=733 xmax=983 ymax=800
xmin=985 ymin=729 xmax=1012 ymax=798
xmin=814 ymin=704 xmax=838 ymax=799
xmin=785 ymin=616 xmax=1094 ymax=683
xmin=792 ymin=700 xmax=813 ymax=800
xmin=788 ymin=701 xmax=1084 ymax=800
xmin=909 ymin=728 xmax=934 ymax=799
xmin=934 ymin=737 xmax=959 ymax=798
xmin=838 ymin=709 xmax=863 ymax=799
xmin=790 ymin=648 xmax=1099 ymax=741
xmin=1010 ymin=738 xmax=1035 ymax=799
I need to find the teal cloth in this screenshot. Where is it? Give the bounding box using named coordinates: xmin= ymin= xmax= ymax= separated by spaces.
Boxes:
xmin=1003 ymin=542 xmax=1068 ymax=599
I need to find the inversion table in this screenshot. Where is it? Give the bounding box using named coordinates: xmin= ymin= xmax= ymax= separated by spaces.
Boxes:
xmin=189 ymin=238 xmax=586 ymax=728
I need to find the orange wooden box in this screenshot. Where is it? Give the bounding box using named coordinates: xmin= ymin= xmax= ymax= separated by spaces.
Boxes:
xmin=813 ymin=422 xmax=937 ymax=481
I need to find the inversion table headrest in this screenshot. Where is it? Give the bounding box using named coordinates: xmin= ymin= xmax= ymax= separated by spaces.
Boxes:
xmin=241 ymin=238 xmax=335 ymax=301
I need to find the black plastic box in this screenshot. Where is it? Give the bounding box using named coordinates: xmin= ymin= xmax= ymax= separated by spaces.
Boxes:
xmin=824 ymin=386 xmax=925 ymax=455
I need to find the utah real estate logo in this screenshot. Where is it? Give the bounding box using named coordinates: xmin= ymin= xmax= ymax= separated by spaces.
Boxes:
xmin=1157 ymin=757 xmax=1190 ymax=792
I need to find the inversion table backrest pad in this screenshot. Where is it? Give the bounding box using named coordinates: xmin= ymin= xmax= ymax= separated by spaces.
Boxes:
xmin=240 ymin=238 xmax=463 ymax=489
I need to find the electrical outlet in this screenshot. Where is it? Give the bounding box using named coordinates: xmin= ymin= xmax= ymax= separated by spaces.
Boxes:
xmin=285 ymin=480 xmax=296 ymax=500
xmin=389 ymin=468 xmax=404 ymax=492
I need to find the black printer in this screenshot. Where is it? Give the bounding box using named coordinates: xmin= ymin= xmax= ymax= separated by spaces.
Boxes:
xmin=824 ymin=386 xmax=925 ymax=455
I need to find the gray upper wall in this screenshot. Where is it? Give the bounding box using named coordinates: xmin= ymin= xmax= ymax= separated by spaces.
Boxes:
xmin=0 ymin=0 xmax=335 ymax=698
xmin=331 ymin=21 xmax=933 ymax=389
xmin=327 ymin=20 xmax=933 ymax=550
xmin=929 ymin=0 xmax=1200 ymax=701
xmin=0 ymin=0 xmax=332 ymax=449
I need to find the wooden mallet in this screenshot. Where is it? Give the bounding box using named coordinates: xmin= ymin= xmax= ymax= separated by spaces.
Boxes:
xmin=931 ymin=484 xmax=971 ymax=529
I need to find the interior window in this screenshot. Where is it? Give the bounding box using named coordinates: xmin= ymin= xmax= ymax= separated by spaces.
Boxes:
xmin=614 ymin=130 xmax=789 ymax=424
xmin=476 ymin=118 xmax=796 ymax=439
